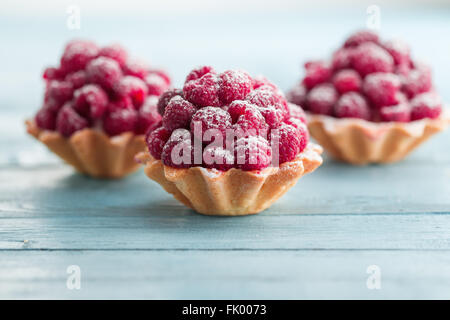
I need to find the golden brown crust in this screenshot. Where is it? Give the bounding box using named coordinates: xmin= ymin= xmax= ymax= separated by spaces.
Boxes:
xmin=26 ymin=120 xmax=146 ymax=178
xmin=136 ymin=143 xmax=323 ymax=216
xmin=307 ymin=110 xmax=450 ymax=165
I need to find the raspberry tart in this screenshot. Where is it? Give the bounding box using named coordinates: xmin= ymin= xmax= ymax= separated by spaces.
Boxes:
xmin=287 ymin=30 xmax=449 ymax=165
xmin=136 ymin=66 xmax=323 ymax=216
xmin=26 ymin=40 xmax=170 ymax=178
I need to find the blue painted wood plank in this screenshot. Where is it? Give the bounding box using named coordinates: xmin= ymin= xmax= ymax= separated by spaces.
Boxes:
xmin=1 ymin=250 xmax=450 ymax=299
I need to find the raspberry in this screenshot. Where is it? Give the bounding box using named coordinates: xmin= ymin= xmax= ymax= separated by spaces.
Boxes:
xmin=344 ymin=30 xmax=379 ymax=48
xmin=43 ymin=67 xmax=64 ymax=81
xmin=56 ymin=103 xmax=89 ymax=137
xmin=259 ymin=107 xmax=285 ymax=129
xmin=234 ymin=136 xmax=272 ymax=171
xmin=190 ymin=106 xmax=232 ymax=143
xmin=410 ymin=92 xmax=442 ymax=120
xmin=35 ymin=107 xmax=57 ymax=130
xmin=228 ymin=101 xmax=268 ymax=136
xmin=157 ymin=88 xmax=183 ymax=116
xmin=302 ymin=60 xmax=331 ymax=89
xmin=148 ymin=69 xmax=171 ymax=86
xmin=333 ymin=69 xmax=362 ymax=94
xmin=379 ymin=103 xmax=410 ymax=122
xmin=162 ymin=96 xmax=197 ymax=131
xmin=46 ymin=80 xmax=74 ymax=108
xmin=136 ymin=96 xmax=162 ymax=134
xmin=103 ymin=108 xmax=138 ymax=136
xmin=86 ymin=57 xmax=123 ymax=91
xmin=123 ymin=59 xmax=148 ymax=79
xmin=287 ymin=103 xmax=307 ymax=123
xmin=352 ymin=43 xmax=394 ymax=77
xmin=202 ymin=146 xmax=234 ymax=171
xmin=363 ymin=72 xmax=401 ymax=107
xmin=306 ymin=84 xmax=338 ymax=115
xmin=185 ymin=66 xmax=215 ymax=83
xmin=65 ymin=70 xmax=87 ymax=89
xmin=270 ymin=123 xmax=306 ymax=164
xmin=161 ymin=129 xmax=193 ymax=168
xmin=107 ymin=96 xmax=134 ymax=113
xmin=183 ymin=72 xmax=221 ymax=107
xmin=402 ymin=64 xmax=432 ymax=98
xmin=246 ymin=86 xmax=289 ymax=118
xmin=60 ymin=40 xmax=99 ymax=73
xmin=73 ymin=84 xmax=108 ymax=120
xmin=115 ymin=76 xmax=148 ymax=109
xmin=331 ymin=47 xmax=354 ymax=70
xmin=218 ymin=70 xmax=252 ymax=104
xmin=334 ymin=92 xmax=371 ymax=120
xmin=286 ymin=83 xmax=307 ymax=108
xmin=145 ymin=74 xmax=169 ymax=96
xmin=252 ymin=75 xmax=277 ymax=90
xmin=146 ymin=126 xmax=171 ymax=160
xmin=98 ymin=44 xmax=128 ymax=67
xmin=383 ymin=39 xmax=410 ymax=66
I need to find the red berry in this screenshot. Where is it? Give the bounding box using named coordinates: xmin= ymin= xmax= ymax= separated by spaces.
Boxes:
xmin=246 ymin=86 xmax=289 ymax=118
xmin=286 ymin=83 xmax=307 ymax=108
xmin=183 ymin=72 xmax=221 ymax=107
xmin=136 ymin=96 xmax=162 ymax=134
xmin=190 ymin=106 xmax=232 ymax=143
xmin=60 ymin=40 xmax=99 ymax=73
xmin=306 ymin=84 xmax=338 ymax=115
xmin=218 ymin=70 xmax=252 ymax=104
xmin=202 ymin=146 xmax=234 ymax=171
xmin=352 ymin=43 xmax=394 ymax=77
xmin=157 ymin=89 xmax=183 ymax=116
xmin=46 ymin=80 xmax=74 ymax=107
xmin=185 ymin=66 xmax=215 ymax=83
xmin=123 ymin=59 xmax=149 ymax=79
xmin=107 ymin=96 xmax=134 ymax=113
xmin=162 ymin=96 xmax=197 ymax=131
xmin=161 ymin=129 xmax=193 ymax=168
xmin=344 ymin=30 xmax=379 ymax=48
xmin=331 ymin=47 xmax=355 ymax=70
xmin=56 ymin=103 xmax=89 ymax=137
xmin=259 ymin=107 xmax=285 ymax=129
xmin=270 ymin=123 xmax=306 ymax=164
xmin=146 ymin=126 xmax=171 ymax=160
xmin=35 ymin=107 xmax=57 ymax=130
xmin=383 ymin=39 xmax=410 ymax=66
xmin=65 ymin=70 xmax=87 ymax=89
xmin=43 ymin=67 xmax=64 ymax=81
xmin=334 ymin=92 xmax=371 ymax=120
xmin=333 ymin=69 xmax=362 ymax=94
xmin=234 ymin=136 xmax=272 ymax=171
xmin=363 ymin=72 xmax=401 ymax=107
xmin=98 ymin=44 xmax=128 ymax=67
xmin=228 ymin=101 xmax=268 ymax=137
xmin=252 ymin=75 xmax=277 ymax=90
xmin=402 ymin=63 xmax=432 ymax=98
xmin=86 ymin=57 xmax=123 ymax=92
xmin=148 ymin=69 xmax=171 ymax=86
xmin=379 ymin=103 xmax=410 ymax=122
xmin=287 ymin=103 xmax=307 ymax=123
xmin=103 ymin=108 xmax=138 ymax=136
xmin=115 ymin=76 xmax=148 ymax=109
xmin=410 ymin=92 xmax=442 ymax=120
xmin=73 ymin=84 xmax=108 ymax=120
xmin=145 ymin=74 xmax=169 ymax=96
xmin=302 ymin=60 xmax=331 ymax=89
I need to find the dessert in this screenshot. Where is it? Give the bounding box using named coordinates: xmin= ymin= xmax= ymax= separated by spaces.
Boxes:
xmin=287 ymin=30 xmax=449 ymax=165
xmin=26 ymin=40 xmax=170 ymax=178
xmin=137 ymin=66 xmax=323 ymax=216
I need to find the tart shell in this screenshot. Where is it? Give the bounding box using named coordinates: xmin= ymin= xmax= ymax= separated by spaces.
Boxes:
xmin=26 ymin=120 xmax=146 ymax=178
xmin=307 ymin=109 xmax=450 ymax=165
xmin=136 ymin=143 xmax=323 ymax=216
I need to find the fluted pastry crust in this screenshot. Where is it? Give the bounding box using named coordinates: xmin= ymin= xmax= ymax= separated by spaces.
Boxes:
xmin=136 ymin=143 xmax=323 ymax=216
xmin=26 ymin=120 xmax=146 ymax=178
xmin=307 ymin=109 xmax=450 ymax=165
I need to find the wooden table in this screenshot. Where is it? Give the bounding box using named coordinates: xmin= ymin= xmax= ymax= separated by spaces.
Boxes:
xmin=1 ymin=6 xmax=450 ymax=299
